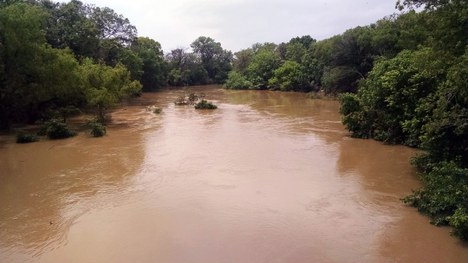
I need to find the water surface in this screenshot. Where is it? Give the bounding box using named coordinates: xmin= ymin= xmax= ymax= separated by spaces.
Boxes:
xmin=1 ymin=86 xmax=467 ymax=262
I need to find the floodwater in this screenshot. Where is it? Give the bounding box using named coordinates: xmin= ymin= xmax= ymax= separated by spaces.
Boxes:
xmin=0 ymin=85 xmax=467 ymax=263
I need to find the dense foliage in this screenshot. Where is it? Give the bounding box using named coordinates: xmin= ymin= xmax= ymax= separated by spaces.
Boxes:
xmin=340 ymin=0 xmax=468 ymax=239
xmin=224 ymin=10 xmax=432 ymax=93
xmin=166 ymin=37 xmax=232 ymax=86
xmin=87 ymin=118 xmax=106 ymax=137
xmin=0 ymin=0 xmax=144 ymax=129
xmin=43 ymin=118 xmax=77 ymax=139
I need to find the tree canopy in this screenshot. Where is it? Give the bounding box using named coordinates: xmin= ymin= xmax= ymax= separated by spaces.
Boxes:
xmin=0 ymin=0 xmax=146 ymax=128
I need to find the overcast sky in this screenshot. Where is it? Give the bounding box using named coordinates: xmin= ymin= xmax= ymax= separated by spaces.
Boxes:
xmin=57 ymin=0 xmax=400 ymax=52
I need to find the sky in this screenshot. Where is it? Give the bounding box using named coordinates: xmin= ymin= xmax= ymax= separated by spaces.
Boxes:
xmin=57 ymin=0 xmax=401 ymax=53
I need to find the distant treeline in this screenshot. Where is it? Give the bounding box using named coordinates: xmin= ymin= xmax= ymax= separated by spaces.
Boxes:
xmin=225 ymin=8 xmax=436 ymax=93
xmin=0 ymin=0 xmax=232 ymax=129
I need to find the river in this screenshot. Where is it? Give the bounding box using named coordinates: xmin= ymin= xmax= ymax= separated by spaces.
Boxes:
xmin=1 ymin=85 xmax=467 ymax=262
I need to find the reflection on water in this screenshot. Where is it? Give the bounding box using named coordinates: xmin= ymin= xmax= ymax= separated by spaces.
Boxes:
xmin=1 ymin=85 xmax=467 ymax=262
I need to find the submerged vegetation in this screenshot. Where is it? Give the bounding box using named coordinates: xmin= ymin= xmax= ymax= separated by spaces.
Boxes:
xmin=43 ymin=118 xmax=77 ymax=140
xmin=194 ymin=99 xmax=218 ymax=110
xmin=87 ymin=118 xmax=106 ymax=137
xmin=174 ymin=93 xmax=204 ymax=105
xmin=1 ymin=0 xmax=467 ymax=239
xmin=16 ymin=133 xmax=39 ymax=144
xmin=174 ymin=93 xmax=217 ymax=109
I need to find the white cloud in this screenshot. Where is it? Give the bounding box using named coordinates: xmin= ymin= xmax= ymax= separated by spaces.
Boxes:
xmin=55 ymin=0 xmax=399 ymax=52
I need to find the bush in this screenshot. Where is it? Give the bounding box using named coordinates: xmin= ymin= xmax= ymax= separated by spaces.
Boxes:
xmin=194 ymin=99 xmax=217 ymax=110
xmin=224 ymin=71 xmax=252 ymax=90
xmin=16 ymin=133 xmax=39 ymax=144
xmin=339 ymin=93 xmax=372 ymax=139
xmin=87 ymin=119 xmax=106 ymax=137
xmin=403 ymin=161 xmax=468 ymax=239
xmin=449 ymin=208 xmax=468 ymax=240
xmin=44 ymin=118 xmax=77 ymax=139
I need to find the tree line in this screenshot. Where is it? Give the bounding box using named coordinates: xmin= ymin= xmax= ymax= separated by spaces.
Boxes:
xmin=224 ymin=10 xmax=434 ymax=93
xmin=0 ymin=0 xmax=232 ymax=129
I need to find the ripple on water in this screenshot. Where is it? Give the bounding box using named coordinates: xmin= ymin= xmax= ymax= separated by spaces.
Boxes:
xmin=1 ymin=86 xmax=468 ymax=263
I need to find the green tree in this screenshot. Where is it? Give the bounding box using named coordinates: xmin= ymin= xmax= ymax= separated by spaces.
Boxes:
xmin=41 ymin=0 xmax=100 ymax=58
xmin=224 ymin=71 xmax=252 ymax=90
xmin=118 ymin=47 xmax=143 ymax=81
xmin=190 ymin=36 xmax=232 ymax=83
xmin=340 ymin=48 xmax=446 ymax=145
xmin=289 ymin=35 xmax=316 ymax=49
xmin=233 ymin=48 xmax=254 ymax=74
xmin=80 ymin=59 xmax=141 ymax=122
xmin=301 ymin=50 xmax=324 ymax=90
xmin=0 ymin=3 xmax=83 ymax=127
xmin=322 ymin=66 xmax=362 ymax=94
xmin=246 ymin=48 xmax=281 ymax=89
xmin=420 ymin=49 xmax=468 ymax=164
xmin=166 ymin=48 xmax=208 ymax=86
xmin=91 ymin=6 xmax=137 ymax=46
xmin=269 ymin=61 xmax=309 ymax=91
xmin=131 ymin=37 xmax=167 ymax=91
xmin=285 ymin=36 xmax=316 ymax=64
xmin=371 ymin=11 xmax=429 ymax=58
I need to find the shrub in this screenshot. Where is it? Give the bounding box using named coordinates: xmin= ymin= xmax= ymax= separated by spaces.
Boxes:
xmin=87 ymin=119 xmax=106 ymax=137
xmin=153 ymin=108 xmax=162 ymax=114
xmin=194 ymin=99 xmax=217 ymax=110
xmin=44 ymin=118 xmax=77 ymax=139
xmin=403 ymin=161 xmax=468 ymax=239
xmin=224 ymin=71 xmax=252 ymax=90
xmin=449 ymin=208 xmax=468 ymax=240
xmin=16 ymin=133 xmax=39 ymax=144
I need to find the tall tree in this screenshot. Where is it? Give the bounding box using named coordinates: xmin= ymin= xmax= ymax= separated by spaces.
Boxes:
xmin=191 ymin=36 xmax=232 ymax=83
xmin=41 ymin=0 xmax=100 ymax=58
xmin=233 ymin=48 xmax=254 ymax=74
xmin=0 ymin=2 xmax=85 ymax=127
xmin=131 ymin=37 xmax=167 ymax=91
xmin=246 ymin=48 xmax=281 ymax=89
xmin=91 ymin=6 xmax=137 ymax=46
xmin=80 ymin=59 xmax=141 ymax=121
xmin=166 ymin=48 xmax=208 ymax=86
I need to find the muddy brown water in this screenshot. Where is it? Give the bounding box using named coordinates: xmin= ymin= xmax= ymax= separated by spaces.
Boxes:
xmin=1 ymin=85 xmax=467 ymax=263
